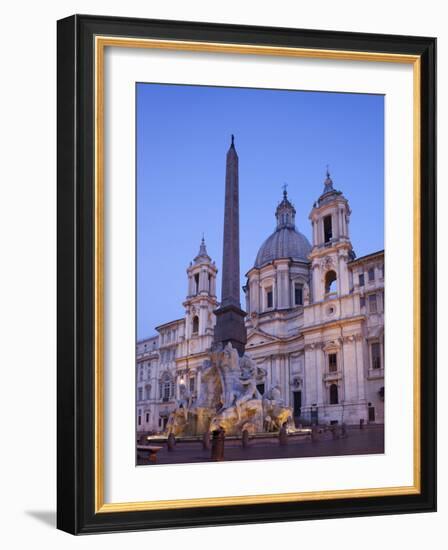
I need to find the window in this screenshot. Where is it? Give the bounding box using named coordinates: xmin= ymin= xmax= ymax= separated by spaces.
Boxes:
xmin=192 ymin=316 xmax=199 ymax=334
xmin=194 ymin=273 xmax=199 ymax=294
xmin=294 ymin=283 xmax=303 ymax=306
xmin=368 ymin=293 xmax=377 ymax=313
xmin=139 ymin=367 xmax=144 ymax=381
xmin=359 ymin=273 xmax=365 ymax=286
xmin=323 ymin=215 xmax=332 ymax=243
xmin=368 ymin=267 xmax=375 ymax=282
xmin=328 ymin=353 xmax=337 ymax=373
xmin=163 ymin=381 xmax=170 ymax=400
xmin=145 ymin=412 xmax=149 ymax=423
xmin=266 ymin=287 xmax=273 ymax=309
xmin=329 ymin=384 xmax=339 ymax=405
xmin=159 ymin=373 xmax=172 ymax=401
xmin=145 ymin=385 xmax=151 ymax=400
xmin=138 ymin=415 xmax=141 ymax=426
xmin=138 ymin=388 xmax=143 ymax=401
xmin=360 ymin=295 xmax=366 ymax=308
xmin=189 ymin=377 xmax=195 ymax=392
xmin=325 ymin=271 xmax=337 ymax=294
xmin=371 ymin=342 xmax=381 ymax=369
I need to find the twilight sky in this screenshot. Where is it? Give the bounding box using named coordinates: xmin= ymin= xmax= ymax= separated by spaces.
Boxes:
xmin=136 ymin=83 xmax=384 ymax=340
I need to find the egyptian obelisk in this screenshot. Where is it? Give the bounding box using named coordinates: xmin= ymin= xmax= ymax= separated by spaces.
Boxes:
xmin=213 ymin=135 xmax=247 ymax=356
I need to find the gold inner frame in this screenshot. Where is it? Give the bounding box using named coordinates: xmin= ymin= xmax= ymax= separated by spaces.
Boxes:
xmin=94 ymin=36 xmax=421 ymax=513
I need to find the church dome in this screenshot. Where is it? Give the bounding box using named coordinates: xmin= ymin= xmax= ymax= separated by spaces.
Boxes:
xmin=254 ymin=227 xmax=311 ymax=268
xmin=254 ymin=189 xmax=311 ymax=268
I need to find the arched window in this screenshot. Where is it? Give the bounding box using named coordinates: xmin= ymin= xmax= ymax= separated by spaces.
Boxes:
xmin=325 ymin=270 xmax=337 ymax=294
xmin=293 ymin=282 xmax=303 ymax=306
xmin=329 ymin=384 xmax=339 ymax=405
xmin=192 ymin=316 xmax=199 ymax=335
xmin=324 ymin=215 xmax=333 ymax=242
xmin=194 ymin=273 xmax=199 ymax=294
xmin=265 ymin=286 xmax=273 ymax=309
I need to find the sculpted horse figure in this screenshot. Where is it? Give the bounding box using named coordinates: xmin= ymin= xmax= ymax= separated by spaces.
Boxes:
xmin=263 ymin=385 xmax=294 ymax=431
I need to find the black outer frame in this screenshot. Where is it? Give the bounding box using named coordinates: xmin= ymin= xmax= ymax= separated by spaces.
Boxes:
xmin=57 ymin=14 xmax=436 ymax=535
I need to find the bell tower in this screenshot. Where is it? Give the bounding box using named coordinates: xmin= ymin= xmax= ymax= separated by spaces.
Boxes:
xmin=184 ymin=237 xmax=218 ymax=339
xmin=309 ymin=170 xmax=354 ymax=302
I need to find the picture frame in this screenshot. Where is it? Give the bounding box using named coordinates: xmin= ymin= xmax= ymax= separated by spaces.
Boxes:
xmin=57 ymin=14 xmax=436 ymax=534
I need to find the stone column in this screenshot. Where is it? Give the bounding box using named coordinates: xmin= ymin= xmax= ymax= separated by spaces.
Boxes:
xmin=304 ymin=344 xmax=317 ymax=406
xmin=355 ymin=335 xmax=366 ymax=401
xmin=199 ymin=304 xmax=208 ymax=336
xmin=316 ymin=346 xmax=324 ymax=406
xmin=210 ymin=272 xmax=216 ymax=297
xmin=250 ymin=279 xmax=259 ymax=313
xmin=342 ymin=336 xmax=357 ymax=402
xmin=312 ymin=264 xmax=322 ymax=302
xmin=199 ymin=268 xmax=208 ymax=293
xmin=196 ymin=369 xmax=202 ymax=402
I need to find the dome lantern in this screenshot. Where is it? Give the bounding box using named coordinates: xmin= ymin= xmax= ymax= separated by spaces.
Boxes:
xmin=275 ymin=185 xmax=296 ymax=230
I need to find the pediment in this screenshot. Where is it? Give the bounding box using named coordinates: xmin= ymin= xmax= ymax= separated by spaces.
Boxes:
xmin=246 ymin=329 xmax=278 ymax=347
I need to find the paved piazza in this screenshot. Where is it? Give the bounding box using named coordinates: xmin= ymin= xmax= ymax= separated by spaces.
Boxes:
xmin=137 ymin=425 xmax=384 ymax=466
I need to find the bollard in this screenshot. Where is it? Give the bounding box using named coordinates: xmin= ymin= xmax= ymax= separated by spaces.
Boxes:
xmin=202 ymin=431 xmax=211 ymax=450
xmin=359 ymin=418 xmax=364 ymax=430
xmin=211 ymin=427 xmax=225 ymax=461
xmin=278 ymin=423 xmax=288 ymax=446
xmin=167 ymin=432 xmax=176 ymax=451
xmin=242 ymin=429 xmax=249 ymax=448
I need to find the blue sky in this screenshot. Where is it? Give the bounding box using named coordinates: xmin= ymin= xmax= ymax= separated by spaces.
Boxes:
xmin=137 ymin=83 xmax=384 ymax=340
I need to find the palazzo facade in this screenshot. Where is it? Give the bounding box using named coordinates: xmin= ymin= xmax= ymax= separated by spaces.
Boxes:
xmin=137 ymin=153 xmax=384 ymax=433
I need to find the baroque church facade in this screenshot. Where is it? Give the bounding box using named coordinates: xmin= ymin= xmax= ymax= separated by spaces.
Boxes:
xmin=136 ymin=145 xmax=384 ymax=434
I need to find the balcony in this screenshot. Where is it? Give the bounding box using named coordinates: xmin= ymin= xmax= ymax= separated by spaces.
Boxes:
xmin=367 ymin=367 xmax=384 ymax=380
xmin=323 ymin=370 xmax=342 ymax=382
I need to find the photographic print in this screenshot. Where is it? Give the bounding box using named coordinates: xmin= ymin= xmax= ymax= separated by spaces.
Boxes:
xmin=57 ymin=16 xmax=435 ymax=533
xmin=135 ymin=83 xmax=385 ymax=466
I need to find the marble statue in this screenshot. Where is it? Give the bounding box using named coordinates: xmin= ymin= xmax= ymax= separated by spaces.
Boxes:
xmin=165 ymin=342 xmax=293 ymax=437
